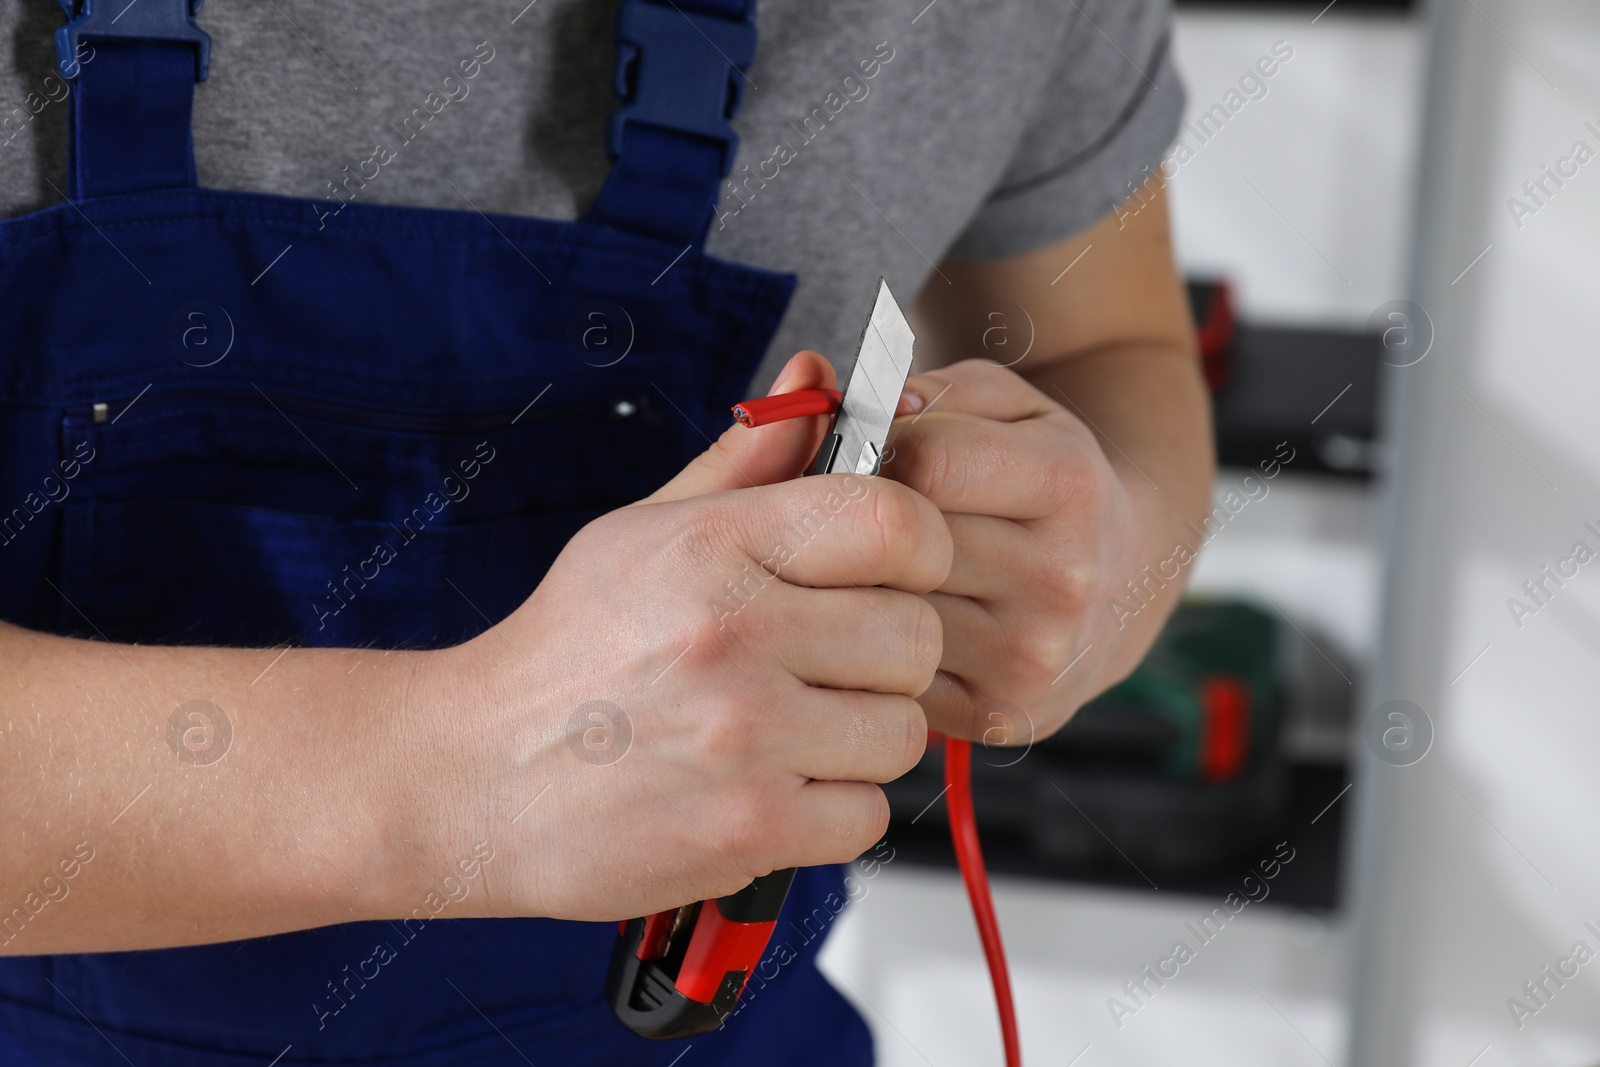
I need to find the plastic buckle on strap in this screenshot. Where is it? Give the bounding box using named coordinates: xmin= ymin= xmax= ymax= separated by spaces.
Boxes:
xmin=605 ymin=0 xmax=755 ymax=174
xmin=55 ymin=0 xmax=212 ymax=81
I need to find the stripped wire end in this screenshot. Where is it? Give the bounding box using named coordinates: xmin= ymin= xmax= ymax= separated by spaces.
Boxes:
xmin=731 ymin=388 xmax=842 ymax=428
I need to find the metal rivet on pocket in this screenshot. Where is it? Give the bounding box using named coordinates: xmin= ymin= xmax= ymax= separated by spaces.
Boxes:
xmin=92 ymin=403 xmax=109 ymax=423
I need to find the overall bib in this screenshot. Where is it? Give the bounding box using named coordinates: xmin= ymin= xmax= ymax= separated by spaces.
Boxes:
xmin=0 ymin=0 xmax=872 ymax=1062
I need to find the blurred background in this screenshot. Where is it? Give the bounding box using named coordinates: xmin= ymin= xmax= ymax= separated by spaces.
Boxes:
xmin=818 ymin=0 xmax=1600 ymax=1064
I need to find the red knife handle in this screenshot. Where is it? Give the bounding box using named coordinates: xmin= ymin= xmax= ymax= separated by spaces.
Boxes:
xmin=606 ymin=869 xmax=796 ymax=1039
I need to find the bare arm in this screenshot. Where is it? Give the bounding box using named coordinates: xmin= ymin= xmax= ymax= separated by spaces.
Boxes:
xmin=0 ymin=621 xmax=409 ymax=954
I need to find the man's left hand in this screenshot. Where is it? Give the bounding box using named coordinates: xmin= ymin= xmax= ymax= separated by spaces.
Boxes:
xmin=880 ymin=180 xmax=1213 ymax=747
xmin=884 ymin=357 xmax=1171 ymax=745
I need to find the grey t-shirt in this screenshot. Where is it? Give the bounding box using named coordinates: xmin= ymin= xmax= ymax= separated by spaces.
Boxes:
xmin=0 ymin=0 xmax=1183 ymax=389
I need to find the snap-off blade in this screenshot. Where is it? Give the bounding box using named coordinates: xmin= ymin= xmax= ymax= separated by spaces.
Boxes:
xmin=817 ymin=278 xmax=916 ymax=476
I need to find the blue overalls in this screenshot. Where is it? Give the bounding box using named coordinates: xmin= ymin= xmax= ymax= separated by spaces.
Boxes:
xmin=0 ymin=0 xmax=873 ymax=1062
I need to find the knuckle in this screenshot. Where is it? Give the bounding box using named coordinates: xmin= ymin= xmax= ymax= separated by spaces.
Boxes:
xmin=1026 ymin=498 xmax=1100 ymax=609
xmin=866 ymin=481 xmax=921 ymax=566
xmin=865 ymin=482 xmax=949 ymax=591
xmin=793 ymin=785 xmax=891 ymax=868
xmin=972 ymin=696 xmax=1036 ymax=750
xmin=1076 ymin=456 xmax=1111 ymax=511
xmin=1042 ymin=554 xmax=1098 ymax=611
xmin=831 ymin=789 xmax=891 ymax=863
xmin=954 ymin=696 xmax=993 ymax=746
xmin=1038 ymin=450 xmax=1094 ymax=513
xmin=1037 ymin=463 xmax=1075 ymax=513
xmin=695 ymin=568 xmax=780 ymax=651
xmin=712 ymin=796 xmax=765 ymax=866
xmin=1015 ymin=628 xmax=1074 ymax=684
xmin=668 ymin=502 xmax=737 ymax=572
xmin=677 ymin=617 xmax=738 ymax=673
xmin=714 ymin=783 xmax=784 ymax=867
xmin=858 ymin=788 xmax=892 ymax=850
xmin=695 ymin=693 xmax=758 ymax=765
xmin=787 ymin=483 xmax=839 ymax=550
xmin=902 ymin=428 xmax=958 ymax=503
xmin=1061 ymin=558 xmax=1100 ymax=607
xmin=948 ymin=358 xmax=996 ymax=384
xmin=897 ymin=697 xmax=929 ymax=777
xmin=681 ymin=606 xmax=727 ymax=649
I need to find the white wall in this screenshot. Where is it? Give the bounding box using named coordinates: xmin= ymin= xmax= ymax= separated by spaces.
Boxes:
xmin=1167 ymin=12 xmax=1425 ymax=328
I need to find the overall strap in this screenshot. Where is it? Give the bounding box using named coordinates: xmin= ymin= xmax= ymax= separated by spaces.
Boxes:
xmin=55 ymin=0 xmax=210 ymax=199
xmin=588 ymin=0 xmax=758 ymax=247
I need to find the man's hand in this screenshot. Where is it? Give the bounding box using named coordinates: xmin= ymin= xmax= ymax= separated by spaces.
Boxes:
xmin=884 ymin=359 xmax=1157 ymax=739
xmin=394 ymin=351 xmax=953 ymax=923
xmin=883 ymin=356 xmax=1145 ymax=735
xmin=893 ymin=181 xmax=1214 ymax=744
xmin=0 ymin=352 xmax=950 ymax=954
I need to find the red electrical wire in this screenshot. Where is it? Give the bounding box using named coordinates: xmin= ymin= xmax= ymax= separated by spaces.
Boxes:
xmin=732 ymin=392 xmax=1022 ymax=1066
xmin=944 ymin=735 xmax=1023 ymax=1067
xmin=731 ymin=387 xmax=841 ymax=427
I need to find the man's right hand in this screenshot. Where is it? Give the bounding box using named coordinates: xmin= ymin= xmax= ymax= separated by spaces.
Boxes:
xmin=0 ymin=353 xmax=946 ymax=955
xmin=388 ymin=352 xmax=952 ymax=922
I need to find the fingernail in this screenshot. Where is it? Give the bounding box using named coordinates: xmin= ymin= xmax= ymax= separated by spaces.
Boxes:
xmin=897 ymin=386 xmax=926 ymax=415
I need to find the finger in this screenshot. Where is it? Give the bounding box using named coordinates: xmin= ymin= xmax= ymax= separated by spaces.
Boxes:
xmin=914 ymin=667 xmax=1044 ymax=750
xmin=704 ymin=475 xmax=952 ymax=594
xmin=901 ymin=358 xmax=1056 ymax=423
xmin=921 ymin=590 xmax=1005 ymax=692
xmin=914 ymin=668 xmax=984 ymax=741
xmin=920 ymin=591 xmax=1088 ymax=735
xmin=884 ymin=412 xmax=1080 ymax=519
xmin=772 ymin=688 xmax=927 ymax=784
xmin=660 ymin=777 xmax=888 ymax=886
xmin=927 ymin=588 xmax=1090 ymax=690
xmin=773 ymin=780 xmax=892 ymax=869
xmin=646 ymin=350 xmax=838 ymax=503
xmin=765 ymin=585 xmax=941 ymax=697
xmin=939 ymin=513 xmax=1034 ymax=600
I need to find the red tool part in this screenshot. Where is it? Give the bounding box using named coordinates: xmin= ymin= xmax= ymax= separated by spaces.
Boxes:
xmin=1194 ymin=280 xmax=1237 ymax=391
xmin=606 ymin=871 xmax=796 ymax=1039
xmin=1198 ymin=674 xmax=1251 ymax=783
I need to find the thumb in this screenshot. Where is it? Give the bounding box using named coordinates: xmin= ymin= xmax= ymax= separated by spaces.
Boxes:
xmin=645 ymin=350 xmax=838 ymax=503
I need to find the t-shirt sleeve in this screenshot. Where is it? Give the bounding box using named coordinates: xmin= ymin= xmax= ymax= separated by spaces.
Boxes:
xmin=948 ymin=0 xmax=1186 ymax=260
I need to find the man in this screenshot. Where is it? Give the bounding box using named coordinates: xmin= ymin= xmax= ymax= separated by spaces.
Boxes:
xmin=0 ymin=0 xmax=1209 ymax=1062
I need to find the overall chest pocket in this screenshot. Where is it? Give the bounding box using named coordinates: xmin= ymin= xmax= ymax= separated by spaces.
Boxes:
xmin=55 ymin=384 xmax=683 ymax=649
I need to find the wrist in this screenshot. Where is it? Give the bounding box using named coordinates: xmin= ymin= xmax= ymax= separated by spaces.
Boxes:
xmin=343 ymin=643 xmax=457 ymax=923
xmin=1097 ymin=467 xmax=1196 ymax=680
xmin=356 ymin=635 xmax=552 ymax=923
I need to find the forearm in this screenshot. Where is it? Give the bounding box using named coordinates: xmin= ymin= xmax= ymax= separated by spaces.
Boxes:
xmin=0 ymin=621 xmax=418 ymax=954
xmin=1021 ymin=340 xmax=1215 ymax=688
